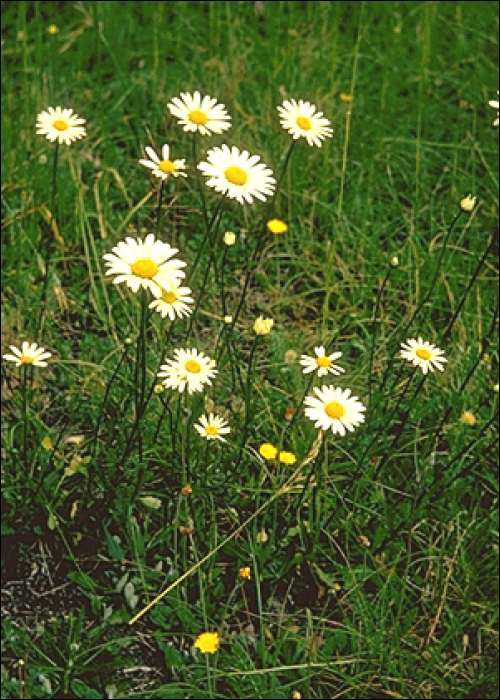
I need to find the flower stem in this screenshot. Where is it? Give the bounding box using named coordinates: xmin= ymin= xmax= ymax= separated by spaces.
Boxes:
xmin=234 ymin=335 xmax=260 ymax=471
xmin=38 ymin=142 xmax=59 ymax=337
xmin=379 ymin=208 xmax=463 ymax=395
xmin=22 ymin=365 xmax=29 ymax=468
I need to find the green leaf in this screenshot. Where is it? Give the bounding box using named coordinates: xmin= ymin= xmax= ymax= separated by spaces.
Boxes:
xmin=104 ymin=524 xmax=124 ymax=560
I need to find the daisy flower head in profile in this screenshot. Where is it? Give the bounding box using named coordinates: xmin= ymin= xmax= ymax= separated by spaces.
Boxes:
xmin=488 ymin=91 xmax=499 ymax=127
xmin=300 ymin=346 xmax=345 ymax=378
xmin=3 ymin=341 xmax=52 ymax=368
xmin=168 ymin=91 xmax=231 ymax=136
xmin=36 ymin=106 xmax=86 ymax=145
xmin=197 ymin=145 xmax=276 ymax=205
xmin=193 ymin=631 xmax=220 ymax=654
xmin=194 ymin=413 xmax=231 ymax=442
xmin=139 ymin=143 xmax=187 ymax=181
xmin=103 ymin=234 xmax=186 ymax=297
xmin=158 ymin=348 xmax=217 ymax=395
xmin=277 ymin=99 xmax=333 ymax=147
xmin=148 ymin=280 xmax=194 ymax=320
xmin=400 ymin=338 xmax=447 ymax=375
xmin=304 ymin=385 xmax=366 ymax=437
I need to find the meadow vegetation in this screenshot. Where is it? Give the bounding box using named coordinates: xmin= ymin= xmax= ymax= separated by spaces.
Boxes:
xmin=1 ymin=1 xmax=499 ymax=698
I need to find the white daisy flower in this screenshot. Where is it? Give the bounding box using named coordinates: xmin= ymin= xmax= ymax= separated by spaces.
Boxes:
xmin=198 ymin=145 xmax=276 ymax=205
xmin=194 ymin=413 xmax=230 ymax=442
xmin=36 ymin=106 xmax=86 ymax=145
xmin=168 ymin=91 xmax=231 ymax=136
xmin=300 ymin=346 xmax=344 ymax=377
xmin=103 ymin=234 xmax=186 ymax=297
xmin=3 ymin=342 xmax=52 ymax=367
xmin=304 ymin=385 xmax=366 ymax=436
xmin=488 ymin=91 xmax=499 ymax=127
xmin=277 ymin=99 xmax=333 ymax=147
xmin=148 ymin=280 xmax=194 ymax=320
xmin=139 ymin=143 xmax=187 ymax=181
xmin=158 ymin=348 xmax=217 ymax=394
xmin=400 ymin=338 xmax=447 ymax=375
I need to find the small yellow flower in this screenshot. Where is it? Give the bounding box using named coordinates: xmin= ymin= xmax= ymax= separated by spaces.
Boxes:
xmin=253 ymin=316 xmax=274 ymax=335
xmin=267 ymin=219 xmax=288 ymax=235
xmin=284 ymin=349 xmax=298 ymax=364
xmin=461 ymin=411 xmax=476 ymax=426
xmin=460 ymin=194 xmax=477 ymax=213
xmin=41 ymin=436 xmax=53 ymax=450
xmin=47 ymin=24 xmax=59 ymax=35
xmin=391 ymin=255 xmax=399 ymax=267
xmin=256 ymin=530 xmax=268 ymax=544
xmin=193 ymin=631 xmax=220 ymax=654
xmin=259 ymin=443 xmax=278 ymax=460
xmin=224 ymin=315 xmax=233 ymax=324
xmin=339 ymin=93 xmax=353 ymax=103
xmin=239 ymin=566 xmax=251 ymax=579
xmin=356 ymin=535 xmax=371 ymax=547
xmin=278 ymin=451 xmax=297 ymax=465
xmin=223 ymin=231 xmax=236 ymax=246
xmin=182 ymin=485 xmax=192 ymax=495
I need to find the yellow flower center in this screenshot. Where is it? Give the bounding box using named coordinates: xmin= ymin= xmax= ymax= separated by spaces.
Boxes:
xmin=185 ymin=360 xmax=201 ymax=374
xmin=130 ymin=258 xmax=158 ymax=278
xmin=189 ymin=109 xmax=208 ymax=125
xmin=416 ymin=348 xmax=431 ymax=361
xmin=296 ymin=115 xmax=312 ymax=131
xmin=20 ymin=355 xmax=34 ymax=364
xmin=205 ymin=425 xmax=218 ymax=436
xmin=224 ymin=166 xmax=248 ymax=186
xmin=53 ymin=119 xmax=69 ymax=131
xmin=159 ymin=160 xmax=176 ymax=174
xmin=316 ymin=356 xmax=331 ymax=368
xmin=325 ymin=401 xmax=345 ymax=419
xmin=161 ymin=289 xmax=178 ymax=304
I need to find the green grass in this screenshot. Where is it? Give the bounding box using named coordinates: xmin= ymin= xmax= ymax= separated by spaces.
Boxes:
xmin=1 ymin=1 xmax=499 ymax=698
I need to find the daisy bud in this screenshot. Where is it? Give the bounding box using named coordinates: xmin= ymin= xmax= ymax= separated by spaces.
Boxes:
xmin=253 ymin=316 xmax=274 ymax=335
xmin=223 ymin=231 xmax=236 ymax=246
xmin=460 ymin=194 xmax=477 ymax=213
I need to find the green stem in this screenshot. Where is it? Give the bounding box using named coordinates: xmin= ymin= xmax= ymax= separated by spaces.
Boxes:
xmin=38 ymin=142 xmax=59 ymax=337
xmin=121 ymin=290 xmax=149 ymax=465
xmin=366 ymin=262 xmax=393 ymax=419
xmin=442 ymin=231 xmax=496 ymax=342
xmin=217 ymin=142 xmax=296 ymax=366
xmin=22 ymin=365 xmax=29 ymax=469
xmin=156 ymin=180 xmax=165 ymax=235
xmin=379 ymin=208 xmax=463 ymax=395
xmin=234 ymin=336 xmax=260 ymax=471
